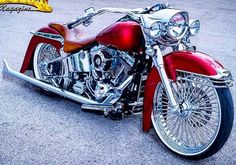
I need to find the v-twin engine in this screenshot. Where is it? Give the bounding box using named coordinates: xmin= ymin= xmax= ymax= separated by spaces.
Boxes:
xmin=70 ymin=45 xmax=135 ymax=102
xmin=91 ymin=46 xmax=134 ymax=81
xmin=89 ymin=46 xmax=134 ymax=101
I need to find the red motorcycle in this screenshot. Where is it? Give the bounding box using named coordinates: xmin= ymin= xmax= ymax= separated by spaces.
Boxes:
xmin=3 ymin=3 xmax=234 ymax=159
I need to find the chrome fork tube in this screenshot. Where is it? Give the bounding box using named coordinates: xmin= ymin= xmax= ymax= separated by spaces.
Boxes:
xmin=146 ymin=45 xmax=178 ymax=110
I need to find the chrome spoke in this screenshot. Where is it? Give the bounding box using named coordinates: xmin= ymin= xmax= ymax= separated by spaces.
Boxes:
xmin=190 ymin=90 xmax=215 ymax=104
xmin=189 ymin=86 xmax=211 ymax=103
xmin=186 ymin=118 xmax=198 ymax=147
xmin=194 ymin=99 xmax=218 ymax=106
xmin=188 ymin=117 xmax=205 ymax=144
xmin=193 ymin=117 xmax=215 ymax=134
xmin=189 ymin=116 xmax=210 ymax=141
xmin=192 ymin=110 xmax=218 ymax=118
xmin=191 ymin=112 xmax=218 ymax=125
xmin=183 ymin=119 xmax=190 ymax=146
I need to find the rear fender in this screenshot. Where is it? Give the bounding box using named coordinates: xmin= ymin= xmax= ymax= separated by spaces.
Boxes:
xmin=143 ymin=51 xmax=225 ymax=132
xmin=20 ymin=27 xmax=62 ymax=73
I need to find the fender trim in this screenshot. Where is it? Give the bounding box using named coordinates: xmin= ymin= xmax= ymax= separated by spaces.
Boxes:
xmin=20 ymin=27 xmax=62 ymax=73
xmin=143 ymin=51 xmax=226 ymax=132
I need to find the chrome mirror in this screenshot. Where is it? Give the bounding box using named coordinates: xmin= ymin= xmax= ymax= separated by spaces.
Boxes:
xmin=85 ymin=7 xmax=95 ymax=14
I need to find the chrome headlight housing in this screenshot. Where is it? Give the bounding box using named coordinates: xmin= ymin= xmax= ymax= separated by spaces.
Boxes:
xmin=189 ymin=19 xmax=200 ymax=36
xmin=149 ymin=21 xmax=162 ymax=38
xmin=141 ymin=9 xmax=189 ymax=44
xmin=167 ymin=13 xmax=188 ymax=40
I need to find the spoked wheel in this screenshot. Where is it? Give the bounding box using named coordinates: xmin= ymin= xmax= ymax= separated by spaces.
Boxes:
xmin=151 ymin=71 xmax=234 ymax=159
xmin=33 ymin=43 xmax=64 ymax=87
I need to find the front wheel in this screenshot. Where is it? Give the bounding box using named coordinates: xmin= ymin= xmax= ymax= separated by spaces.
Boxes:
xmin=151 ymin=71 xmax=234 ymax=159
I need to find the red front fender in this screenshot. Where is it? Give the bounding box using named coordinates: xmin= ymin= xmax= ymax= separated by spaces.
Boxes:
xmin=143 ymin=51 xmax=224 ymax=132
xmin=20 ymin=27 xmax=62 ymax=73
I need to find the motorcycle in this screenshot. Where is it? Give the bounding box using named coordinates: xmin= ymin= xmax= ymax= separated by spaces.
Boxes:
xmin=2 ymin=3 xmax=234 ymax=159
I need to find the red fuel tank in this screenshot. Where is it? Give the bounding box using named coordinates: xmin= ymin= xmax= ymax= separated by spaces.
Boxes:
xmin=96 ymin=21 xmax=144 ymax=52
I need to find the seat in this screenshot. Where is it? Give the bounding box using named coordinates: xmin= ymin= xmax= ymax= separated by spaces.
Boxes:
xmin=49 ymin=23 xmax=96 ymax=53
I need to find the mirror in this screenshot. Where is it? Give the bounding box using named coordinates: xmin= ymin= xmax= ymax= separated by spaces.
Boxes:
xmin=149 ymin=3 xmax=168 ymax=13
xmin=85 ymin=7 xmax=95 ymax=14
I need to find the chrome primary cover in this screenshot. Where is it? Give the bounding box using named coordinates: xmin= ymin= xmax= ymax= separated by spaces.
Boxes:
xmin=151 ymin=71 xmax=221 ymax=156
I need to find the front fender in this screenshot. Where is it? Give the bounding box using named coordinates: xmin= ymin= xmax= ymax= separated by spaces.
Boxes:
xmin=143 ymin=51 xmax=225 ymax=132
xmin=20 ymin=27 xmax=62 ymax=73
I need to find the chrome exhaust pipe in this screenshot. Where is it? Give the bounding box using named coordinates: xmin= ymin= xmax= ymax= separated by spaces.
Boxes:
xmin=2 ymin=60 xmax=98 ymax=105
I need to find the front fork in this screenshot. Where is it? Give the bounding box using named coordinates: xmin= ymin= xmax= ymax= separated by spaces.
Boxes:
xmin=146 ymin=45 xmax=179 ymax=111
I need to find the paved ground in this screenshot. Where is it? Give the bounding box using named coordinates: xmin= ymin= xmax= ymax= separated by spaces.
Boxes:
xmin=0 ymin=0 xmax=236 ymax=164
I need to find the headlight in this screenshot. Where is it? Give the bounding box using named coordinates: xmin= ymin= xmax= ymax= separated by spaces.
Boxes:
xmin=150 ymin=21 xmax=162 ymax=38
xmin=189 ymin=19 xmax=200 ymax=36
xmin=167 ymin=13 xmax=187 ymax=40
xmin=141 ymin=9 xmax=189 ymax=44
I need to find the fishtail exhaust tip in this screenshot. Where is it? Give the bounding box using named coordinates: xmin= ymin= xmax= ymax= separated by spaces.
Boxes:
xmin=2 ymin=60 xmax=11 ymax=79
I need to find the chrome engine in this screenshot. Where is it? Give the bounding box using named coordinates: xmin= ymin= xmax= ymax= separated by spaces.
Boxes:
xmin=91 ymin=46 xmax=134 ymax=80
xmin=89 ymin=46 xmax=134 ymax=101
xmin=70 ymin=45 xmax=135 ymax=102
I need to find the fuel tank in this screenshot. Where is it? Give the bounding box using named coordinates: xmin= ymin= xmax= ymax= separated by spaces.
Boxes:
xmin=96 ymin=21 xmax=144 ymax=52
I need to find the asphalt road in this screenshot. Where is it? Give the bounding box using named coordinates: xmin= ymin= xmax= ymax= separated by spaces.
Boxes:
xmin=0 ymin=0 xmax=236 ymax=164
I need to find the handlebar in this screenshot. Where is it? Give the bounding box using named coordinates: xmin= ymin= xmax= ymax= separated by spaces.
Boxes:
xmin=66 ymin=4 xmax=168 ymax=29
xmin=67 ymin=14 xmax=93 ymax=29
xmin=67 ymin=19 xmax=81 ymax=29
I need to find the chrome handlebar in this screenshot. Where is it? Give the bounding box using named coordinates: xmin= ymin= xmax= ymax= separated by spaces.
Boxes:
xmin=67 ymin=4 xmax=168 ymax=29
xmin=95 ymin=7 xmax=144 ymax=15
xmin=67 ymin=7 xmax=144 ymax=29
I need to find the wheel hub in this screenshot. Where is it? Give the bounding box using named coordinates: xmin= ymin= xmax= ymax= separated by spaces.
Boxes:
xmin=179 ymin=100 xmax=193 ymax=118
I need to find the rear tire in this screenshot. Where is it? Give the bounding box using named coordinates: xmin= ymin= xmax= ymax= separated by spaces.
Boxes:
xmin=151 ymin=71 xmax=234 ymax=159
